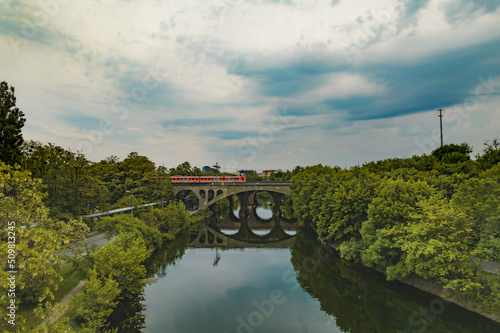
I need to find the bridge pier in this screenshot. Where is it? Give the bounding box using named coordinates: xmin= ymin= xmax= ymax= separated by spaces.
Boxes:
xmin=270 ymin=192 xmax=283 ymax=217
xmin=237 ymin=192 xmax=251 ymax=218
xmin=248 ymin=191 xmax=258 ymax=207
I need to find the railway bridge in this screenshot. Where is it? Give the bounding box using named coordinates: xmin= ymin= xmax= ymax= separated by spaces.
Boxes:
xmin=172 ymin=182 xmax=292 ymax=213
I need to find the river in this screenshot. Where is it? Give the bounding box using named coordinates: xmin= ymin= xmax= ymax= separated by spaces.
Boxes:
xmin=107 ymin=202 xmax=500 ymax=333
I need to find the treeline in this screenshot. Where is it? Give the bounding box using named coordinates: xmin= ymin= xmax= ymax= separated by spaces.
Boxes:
xmin=0 ymin=81 xmax=208 ymax=331
xmin=21 ymin=141 xmax=175 ymax=221
xmin=291 ymin=142 xmax=500 ymax=315
xmin=63 ymin=203 xmax=202 ymax=332
xmin=0 ymin=159 xmax=203 ymax=332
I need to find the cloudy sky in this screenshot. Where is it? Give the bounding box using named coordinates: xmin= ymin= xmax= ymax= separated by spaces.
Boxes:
xmin=1 ymin=0 xmax=500 ymax=171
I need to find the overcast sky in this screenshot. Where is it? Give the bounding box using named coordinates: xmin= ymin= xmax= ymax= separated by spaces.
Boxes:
xmin=1 ymin=0 xmax=500 ymax=171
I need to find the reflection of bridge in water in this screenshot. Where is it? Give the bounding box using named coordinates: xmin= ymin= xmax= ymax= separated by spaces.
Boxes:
xmin=189 ymin=214 xmax=297 ymax=248
xmin=216 ymin=207 xmax=299 ymax=230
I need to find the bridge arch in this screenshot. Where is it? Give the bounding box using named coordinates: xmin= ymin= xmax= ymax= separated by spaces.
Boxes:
xmin=172 ymin=182 xmax=292 ymax=212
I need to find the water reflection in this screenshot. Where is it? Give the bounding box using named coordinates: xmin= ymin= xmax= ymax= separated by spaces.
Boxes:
xmin=189 ymin=213 xmax=297 ymax=248
xmin=291 ymin=228 xmax=500 ymax=333
xmin=107 ymin=209 xmax=500 ymax=333
xmin=108 ymin=228 xmax=192 ymax=332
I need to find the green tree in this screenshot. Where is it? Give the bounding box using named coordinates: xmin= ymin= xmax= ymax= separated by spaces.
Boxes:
xmin=68 ymin=268 xmax=120 ymax=330
xmin=96 ymin=214 xmax=163 ymax=249
xmin=431 ymin=143 xmax=473 ymax=163
xmin=150 ymin=202 xmax=203 ymax=238
xmin=477 ymin=214 xmax=500 ymax=261
xmin=0 ymin=162 xmax=48 ymax=229
xmin=291 ymin=164 xmax=340 ymax=225
xmin=452 ymin=177 xmax=500 ymax=238
xmin=477 ymin=137 xmax=500 ymax=169
xmin=92 ymin=234 xmax=149 ymax=296
xmin=169 ymin=161 xmax=193 ymax=175
xmin=0 ymin=163 xmax=65 ymax=327
xmin=317 ymin=169 xmax=380 ymax=244
xmin=22 ymin=141 xmax=110 ymax=219
xmin=0 ymin=81 xmax=26 ymax=166
xmin=14 ymin=228 xmax=64 ymax=303
xmin=396 ymin=195 xmax=478 ymax=291
xmin=360 ymin=179 xmax=436 ymax=268
xmin=111 ymin=152 xmax=172 ymax=208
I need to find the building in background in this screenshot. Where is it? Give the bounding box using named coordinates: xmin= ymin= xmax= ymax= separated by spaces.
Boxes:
xmin=238 ymin=169 xmax=256 ymax=176
xmin=261 ymin=169 xmax=281 ymax=179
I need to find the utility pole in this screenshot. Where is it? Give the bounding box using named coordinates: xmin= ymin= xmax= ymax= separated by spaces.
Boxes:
xmin=437 ymin=108 xmax=444 ymax=147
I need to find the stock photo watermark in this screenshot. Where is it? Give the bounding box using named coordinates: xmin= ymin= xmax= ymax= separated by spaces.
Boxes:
xmin=408 ymin=298 xmax=449 ymax=333
xmin=230 ymin=243 xmax=331 ymax=333
xmin=5 ymin=221 xmax=17 ymax=326
xmin=410 ymin=74 xmax=500 ymax=157
xmin=7 ymin=0 xmax=69 ymax=54
xmin=218 ymin=105 xmax=290 ymax=174
xmin=340 ymin=3 xmax=398 ymax=63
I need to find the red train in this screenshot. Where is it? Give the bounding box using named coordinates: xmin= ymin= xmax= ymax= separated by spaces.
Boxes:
xmin=170 ymin=176 xmax=246 ymax=183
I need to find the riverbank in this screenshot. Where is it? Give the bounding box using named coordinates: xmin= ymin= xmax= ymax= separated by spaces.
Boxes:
xmin=326 ymin=242 xmax=500 ymax=324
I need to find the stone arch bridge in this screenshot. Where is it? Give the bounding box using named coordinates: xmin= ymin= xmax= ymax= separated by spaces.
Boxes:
xmin=172 ymin=182 xmax=292 ymax=214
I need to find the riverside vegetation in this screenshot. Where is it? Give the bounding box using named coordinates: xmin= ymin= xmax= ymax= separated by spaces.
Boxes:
xmin=290 ymin=142 xmax=500 ymax=320
xmin=0 ymin=154 xmax=203 ymax=332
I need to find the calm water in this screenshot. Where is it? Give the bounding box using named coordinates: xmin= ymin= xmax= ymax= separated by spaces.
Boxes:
xmin=108 ymin=205 xmax=500 ymax=333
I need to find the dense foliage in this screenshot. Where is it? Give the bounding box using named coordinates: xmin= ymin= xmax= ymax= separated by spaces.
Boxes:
xmin=1 ymin=145 xmax=203 ymax=332
xmin=21 ymin=143 xmax=174 ymax=221
xmin=291 ymin=142 xmax=500 ymax=315
xmin=0 ymin=81 xmax=26 ymax=166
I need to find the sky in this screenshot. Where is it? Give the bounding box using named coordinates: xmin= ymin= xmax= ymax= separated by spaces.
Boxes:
xmin=1 ymin=0 xmax=500 ymax=172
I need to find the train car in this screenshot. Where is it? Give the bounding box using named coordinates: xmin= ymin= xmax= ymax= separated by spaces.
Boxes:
xmin=170 ymin=176 xmax=246 ymax=183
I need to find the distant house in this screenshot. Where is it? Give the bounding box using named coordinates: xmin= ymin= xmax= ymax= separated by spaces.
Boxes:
xmin=238 ymin=169 xmax=255 ymax=176
xmin=202 ymin=166 xmax=213 ymax=173
xmin=261 ymin=169 xmax=281 ymax=178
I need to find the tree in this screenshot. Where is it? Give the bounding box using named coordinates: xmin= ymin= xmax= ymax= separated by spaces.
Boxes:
xmin=0 ymin=81 xmax=26 ymax=166
xmin=431 ymin=143 xmax=473 ymax=163
xmin=110 ymin=152 xmax=171 ymax=208
xmin=96 ymin=214 xmax=163 ymax=249
xmin=477 ymin=137 xmax=500 ymax=169
xmin=23 ymin=141 xmax=110 ymax=219
xmin=291 ymin=164 xmax=340 ymax=225
xmin=452 ymin=177 xmax=500 ymax=238
xmin=151 ymin=202 xmax=202 ymax=237
xmin=169 ymin=161 xmax=193 ymax=175
xmin=360 ymin=179 xmax=436 ymax=268
xmin=0 ymin=162 xmax=49 ymax=230
xmin=92 ymin=233 xmax=150 ymax=296
xmin=68 ymin=268 xmax=120 ymax=330
xmin=0 ymin=162 xmax=64 ymax=325
xmin=14 ymin=228 xmax=63 ymax=303
xmin=317 ymin=169 xmax=380 ymax=244
xmin=396 ymin=195 xmax=478 ymax=290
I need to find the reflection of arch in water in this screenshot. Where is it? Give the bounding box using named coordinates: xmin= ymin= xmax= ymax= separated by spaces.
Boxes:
xmin=251 ymin=206 xmax=274 ymax=224
xmin=225 ymin=215 xmax=290 ymax=242
xmin=214 ymin=208 xmax=299 ymax=230
xmin=280 ymin=214 xmax=298 ymax=225
xmin=191 ymin=217 xmax=296 ymax=248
